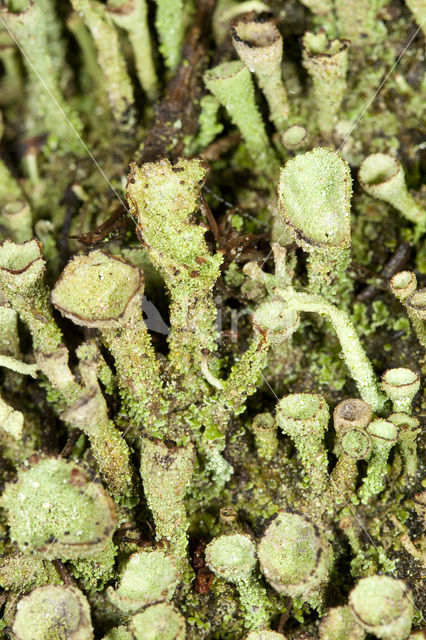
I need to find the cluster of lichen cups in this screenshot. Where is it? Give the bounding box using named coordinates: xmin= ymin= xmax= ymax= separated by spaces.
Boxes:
xmin=0 ymin=148 xmax=422 ymax=639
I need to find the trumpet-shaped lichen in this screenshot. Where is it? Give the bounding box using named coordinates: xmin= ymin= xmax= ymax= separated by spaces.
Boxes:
xmin=0 ymin=2 xmax=423 ymax=638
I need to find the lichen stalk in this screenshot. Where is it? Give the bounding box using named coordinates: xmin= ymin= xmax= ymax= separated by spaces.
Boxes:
xmin=302 ymin=32 xmax=349 ymax=139
xmin=232 ymin=13 xmax=289 ymax=131
xmin=153 ymin=0 xmax=185 ymax=71
xmin=204 ymin=61 xmax=278 ymax=173
xmin=107 ymin=0 xmax=158 ymax=99
xmin=1 ymin=1 xmax=83 ymax=150
xmin=359 ymin=419 xmax=398 ymax=504
xmin=140 ymin=438 xmax=196 ymax=577
xmin=69 ymin=0 xmax=135 ymax=127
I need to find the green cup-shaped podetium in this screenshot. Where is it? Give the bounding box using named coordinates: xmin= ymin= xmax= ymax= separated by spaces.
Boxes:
xmin=231 ymin=13 xmax=289 ymax=130
xmin=129 ymin=602 xmax=186 ymax=640
xmin=281 ymin=124 xmax=309 ymax=150
xmin=140 ymin=438 xmax=196 ymax=575
xmin=13 ymin=585 xmax=94 ymax=640
xmin=2 ymin=199 xmax=33 ymax=243
xmin=107 ymin=549 xmax=178 ymax=613
xmin=278 ymin=147 xmax=351 ymax=252
xmin=106 ymin=0 xmax=158 ymax=100
xmin=319 ymin=605 xmax=366 ymax=640
xmin=390 ymin=271 xmax=417 ymax=303
xmin=333 ymin=398 xmax=372 ymax=435
xmin=381 ymin=368 xmax=420 ymax=414
xmin=349 ymin=576 xmax=414 ymax=640
xmin=258 ymin=511 xmax=331 ymax=598
xmin=212 ymin=0 xmax=269 ymax=45
xmin=332 ymin=428 xmax=371 ymax=501
xmin=276 ymin=392 xmax=329 ymax=440
xmin=388 ymin=412 xmax=420 ymax=441
xmin=358 ymin=153 xmax=425 ymax=226
xmin=302 ymin=32 xmax=349 ymax=138
xmin=367 ymin=419 xmax=399 ymax=455
xmin=51 ymin=250 xmax=143 ymax=330
xmin=0 ymin=238 xmax=63 ymax=355
xmin=102 ymin=627 xmax=133 ymax=640
xmin=2 ymin=456 xmax=117 ymax=559
xmin=278 ymin=148 xmax=352 ymax=291
xmin=407 ymin=289 xmax=426 ymax=321
xmin=51 ymin=249 xmax=161 ymax=423
xmin=253 ymin=300 xmax=300 ymax=344
xmin=388 ymin=412 xmax=421 ymax=476
xmin=205 ymin=533 xmax=256 ymax=582
xmin=0 ymin=237 xmax=45 ymax=296
xmin=277 ymin=393 xmax=329 ymax=491
xmin=340 ymin=428 xmax=371 ymax=460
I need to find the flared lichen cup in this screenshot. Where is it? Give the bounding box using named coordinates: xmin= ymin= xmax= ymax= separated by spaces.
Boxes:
xmin=359 ymin=153 xmax=424 ymax=227
xmin=278 ymin=147 xmax=351 ymax=253
xmin=246 ymin=632 xmax=288 ymax=640
xmin=13 ymin=585 xmax=94 ymax=640
xmin=258 ymin=510 xmax=331 ymax=598
xmin=129 ymin=602 xmax=186 ymax=640
xmin=1 ymin=455 xmax=117 ymax=559
xmin=318 ymin=605 xmax=365 ymax=640
xmin=407 ymin=289 xmax=426 ymax=320
xmin=333 ymin=398 xmax=372 ymax=434
xmin=340 ymin=427 xmax=371 ymax=460
xmin=51 ymin=250 xmax=144 ymax=329
xmin=0 ymin=237 xmax=45 ymax=296
xmin=277 ymin=392 xmax=329 ymax=440
xmin=390 ymin=271 xmax=417 ymax=302
xmin=381 ymin=368 xmax=420 ymax=413
xmin=107 ymin=548 xmax=178 ymax=613
xmin=349 ymin=575 xmax=414 ymax=640
xmin=205 ymin=533 xmax=257 ymax=582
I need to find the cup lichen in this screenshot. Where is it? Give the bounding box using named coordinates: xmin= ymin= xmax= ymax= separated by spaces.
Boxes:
xmin=0 ymin=2 xmax=423 ymax=638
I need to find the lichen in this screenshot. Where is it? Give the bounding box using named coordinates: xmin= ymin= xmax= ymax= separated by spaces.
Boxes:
xmin=0 ymin=1 xmax=424 ymax=638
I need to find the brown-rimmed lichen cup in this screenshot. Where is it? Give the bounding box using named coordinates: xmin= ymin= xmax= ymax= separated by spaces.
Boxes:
xmin=276 ymin=393 xmax=329 ymax=492
xmin=51 ymin=249 xmax=161 ymax=428
xmin=359 ymin=153 xmax=425 ymax=227
xmin=381 ymin=368 xmax=420 ymax=414
xmin=13 ymin=584 xmax=94 ymax=640
xmin=2 ymin=455 xmax=117 ymax=559
xmin=107 ymin=548 xmax=178 ymax=613
xmin=0 ymin=238 xmax=62 ymax=353
xmin=333 ymin=398 xmax=372 ymax=434
xmin=253 ymin=300 xmax=300 ymax=344
xmin=205 ymin=532 xmax=271 ymax=630
xmin=129 ymin=602 xmax=186 ymax=640
xmin=257 ymin=510 xmax=331 ymax=599
xmin=278 ymin=147 xmax=352 ymax=292
xmin=349 ymin=575 xmax=414 ymax=640
xmin=318 ymin=605 xmax=365 ymax=640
